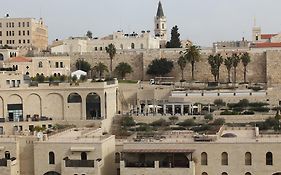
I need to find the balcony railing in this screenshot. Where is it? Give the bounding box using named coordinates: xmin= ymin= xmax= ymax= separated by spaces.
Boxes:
xmin=0 ymin=159 xmax=7 ymax=167
xmin=65 ymin=159 xmax=95 ymax=168
xmin=125 ymin=161 xmax=155 ymax=168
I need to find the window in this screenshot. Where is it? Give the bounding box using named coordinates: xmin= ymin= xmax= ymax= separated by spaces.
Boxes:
xmin=0 ymin=40 xmax=2 ymax=45
xmin=162 ymin=23 xmax=164 ymax=29
xmin=38 ymin=61 xmax=43 ymax=68
xmin=0 ymin=31 xmax=2 ymax=36
xmin=27 ymin=30 xmax=29 ymax=35
xmin=140 ymin=43 xmax=144 ymax=49
xmin=266 ymin=152 xmax=273 ymax=165
xmin=19 ymin=31 xmax=21 ymax=36
xmin=245 ymin=173 xmax=251 ymax=175
xmin=67 ymin=93 xmax=82 ymax=103
xmin=23 ymin=31 xmax=25 ymax=36
xmin=23 ymin=40 xmax=25 ymax=44
xmin=256 ymin=34 xmax=258 ymax=41
xmin=49 ymin=152 xmax=55 ymax=164
xmin=12 ymin=22 xmax=14 ymax=28
xmin=60 ymin=62 xmax=63 ymax=68
xmin=131 ymin=43 xmax=135 ymax=49
xmin=221 ymin=152 xmax=228 ymax=165
xmin=115 ymin=152 xmax=121 ymax=163
xmin=27 ymin=22 xmax=30 ymax=27
xmin=12 ymin=31 xmax=14 ymax=36
xmin=100 ymin=47 xmax=102 ymax=51
xmin=201 ymin=152 xmax=208 ymax=165
xmin=55 ymin=62 xmax=59 ymax=68
xmin=5 ymin=151 xmax=10 ymax=159
xmin=6 ymin=31 xmax=8 ymax=36
xmin=22 ymin=22 xmax=25 ymax=27
xmin=27 ymin=40 xmax=30 ymax=44
xmin=19 ymin=40 xmax=21 ymax=44
xmin=18 ymin=22 xmax=21 ymax=27
xmin=94 ymin=47 xmax=97 ymax=51
xmin=157 ymin=23 xmax=159 ymax=29
xmin=81 ymin=152 xmax=87 ymax=160
xmin=245 ymin=152 xmax=252 ymax=165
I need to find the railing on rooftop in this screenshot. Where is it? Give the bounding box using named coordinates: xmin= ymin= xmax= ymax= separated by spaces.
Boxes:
xmin=125 ymin=161 xmax=155 ymax=168
xmin=65 ymin=159 xmax=95 ymax=168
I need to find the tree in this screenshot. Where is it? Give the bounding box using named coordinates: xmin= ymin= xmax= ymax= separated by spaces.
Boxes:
xmin=71 ymin=75 xmax=78 ymax=83
xmin=241 ymin=52 xmax=251 ymax=83
xmin=166 ymin=25 xmax=181 ymax=48
xmin=75 ymin=59 xmax=91 ymax=73
xmin=86 ymin=30 xmax=93 ymax=39
xmin=232 ymin=53 xmax=240 ymax=83
xmin=146 ymin=58 xmax=174 ymax=77
xmin=177 ymin=55 xmax=187 ymax=81
xmin=106 ymin=43 xmax=116 ymax=77
xmin=208 ymin=54 xmax=224 ymax=82
xmin=93 ymin=62 xmax=108 ymax=79
xmin=35 ymin=74 xmax=45 ymax=83
xmin=115 ymin=62 xmax=133 ymax=79
xmin=183 ymin=45 xmax=200 ymax=81
xmin=224 ymin=57 xmax=233 ymax=83
xmin=80 ymin=75 xmax=87 ymax=82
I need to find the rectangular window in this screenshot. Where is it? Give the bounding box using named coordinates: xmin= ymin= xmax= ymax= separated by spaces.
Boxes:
xmin=27 ymin=30 xmax=30 ymax=36
xmin=9 ymin=31 xmax=11 ymax=36
xmin=9 ymin=23 xmax=11 ymax=28
xmin=6 ymin=31 xmax=8 ymax=36
xmin=27 ymin=22 xmax=30 ymax=27
xmin=0 ymin=40 xmax=2 ymax=45
xmin=19 ymin=40 xmax=21 ymax=44
xmin=12 ymin=22 xmax=14 ymax=28
xmin=12 ymin=31 xmax=14 ymax=36
xmin=23 ymin=31 xmax=25 ymax=36
xmin=12 ymin=40 xmax=15 ymax=44
xmin=60 ymin=62 xmax=63 ymax=68
xmin=23 ymin=40 xmax=25 ymax=44
xmin=19 ymin=31 xmax=21 ymax=36
xmin=27 ymin=40 xmax=30 ymax=44
xmin=100 ymin=47 xmax=103 ymax=51
xmin=18 ymin=22 xmax=21 ymax=27
xmin=0 ymin=31 xmax=2 ymax=36
xmin=55 ymin=62 xmax=59 ymax=68
xmin=22 ymin=22 xmax=25 ymax=27
xmin=0 ymin=23 xmax=2 ymax=28
xmin=6 ymin=23 xmax=8 ymax=28
xmin=6 ymin=40 xmax=8 ymax=44
xmin=6 ymin=80 xmax=10 ymax=85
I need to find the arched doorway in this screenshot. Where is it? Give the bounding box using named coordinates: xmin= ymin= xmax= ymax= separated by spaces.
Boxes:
xmin=43 ymin=171 xmax=61 ymax=175
xmin=86 ymin=92 xmax=101 ymax=119
xmin=81 ymin=152 xmax=87 ymax=160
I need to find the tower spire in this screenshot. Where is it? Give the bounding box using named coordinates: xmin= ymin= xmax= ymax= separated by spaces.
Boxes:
xmin=156 ymin=1 xmax=165 ymax=17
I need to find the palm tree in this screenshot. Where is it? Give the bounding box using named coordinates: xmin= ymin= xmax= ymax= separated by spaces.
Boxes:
xmin=241 ymin=52 xmax=251 ymax=83
xmin=115 ymin=62 xmax=133 ymax=79
xmin=232 ymin=53 xmax=240 ymax=83
xmin=208 ymin=54 xmax=224 ymax=82
xmin=93 ymin=62 xmax=108 ymax=79
xmin=224 ymin=57 xmax=233 ymax=83
xmin=177 ymin=55 xmax=187 ymax=81
xmin=183 ymin=45 xmax=200 ymax=81
xmin=106 ymin=43 xmax=116 ymax=77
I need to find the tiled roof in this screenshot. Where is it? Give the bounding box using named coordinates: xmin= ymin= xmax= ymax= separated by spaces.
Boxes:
xmin=261 ymin=34 xmax=277 ymax=39
xmin=252 ymin=42 xmax=281 ymax=48
xmin=8 ymin=56 xmax=32 ymax=62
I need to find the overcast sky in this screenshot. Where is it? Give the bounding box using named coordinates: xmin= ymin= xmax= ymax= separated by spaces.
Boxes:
xmin=2 ymin=0 xmax=281 ymax=46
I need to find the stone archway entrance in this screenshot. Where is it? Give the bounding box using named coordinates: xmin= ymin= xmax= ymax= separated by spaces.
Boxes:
xmin=44 ymin=171 xmax=61 ymax=175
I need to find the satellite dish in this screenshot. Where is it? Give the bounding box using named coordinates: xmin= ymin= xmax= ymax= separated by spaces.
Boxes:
xmin=37 ymin=132 xmax=43 ymax=139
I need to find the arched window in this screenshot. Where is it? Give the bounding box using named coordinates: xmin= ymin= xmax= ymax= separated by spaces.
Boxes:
xmin=201 ymin=152 xmax=208 ymax=165
xmin=140 ymin=43 xmax=144 ymax=49
xmin=38 ymin=61 xmax=43 ymax=68
xmin=202 ymin=173 xmax=208 ymax=175
xmin=131 ymin=43 xmax=135 ymax=49
xmin=26 ymin=72 xmax=30 ymax=76
xmin=115 ymin=152 xmax=121 ymax=163
xmin=54 ymin=73 xmax=57 ymax=77
xmin=67 ymin=93 xmax=82 ymax=103
xmin=222 ymin=173 xmax=228 ymax=175
xmin=49 ymin=152 xmax=55 ymax=164
xmin=105 ymin=92 xmax=107 ymax=119
xmin=0 ymin=53 xmax=4 ymax=61
xmin=81 ymin=152 xmax=87 ymax=160
xmin=86 ymin=92 xmax=101 ymax=119
xmin=44 ymin=171 xmax=61 ymax=175
xmin=266 ymin=152 xmax=273 ymax=165
xmin=245 ymin=152 xmax=252 ymax=165
xmin=5 ymin=151 xmax=10 ymax=159
xmin=245 ymin=172 xmax=251 ymax=175
xmin=221 ymin=152 xmax=228 ymax=165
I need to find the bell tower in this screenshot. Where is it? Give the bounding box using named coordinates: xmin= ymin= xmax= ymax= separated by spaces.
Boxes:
xmin=154 ymin=1 xmax=167 ymax=48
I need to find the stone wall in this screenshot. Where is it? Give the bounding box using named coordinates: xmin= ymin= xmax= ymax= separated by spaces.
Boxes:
xmin=70 ymin=48 xmax=281 ymax=84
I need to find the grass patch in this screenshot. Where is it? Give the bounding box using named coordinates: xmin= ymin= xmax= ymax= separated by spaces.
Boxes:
xmin=118 ymin=79 xmax=138 ymax=84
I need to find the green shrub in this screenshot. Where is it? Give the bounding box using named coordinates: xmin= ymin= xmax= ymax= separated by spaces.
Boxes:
xmin=212 ymin=118 xmax=225 ymax=125
xmin=214 ymin=99 xmax=226 ymax=107
xmin=249 ymin=102 xmax=269 ymax=107
xmin=220 ymin=110 xmax=238 ymax=115
xmin=178 ymin=119 xmax=196 ymax=127
xmin=204 ymin=114 xmax=213 ymax=121
xmin=249 ymin=107 xmax=270 ymax=112
xmin=150 ymin=119 xmax=170 ymax=127
xmin=242 ymin=111 xmax=255 ymax=115
xmin=121 ymin=117 xmax=136 ymax=127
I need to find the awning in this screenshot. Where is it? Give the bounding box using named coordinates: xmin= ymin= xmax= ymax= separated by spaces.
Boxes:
xmin=122 ymin=148 xmax=195 ymax=153
xmin=70 ymin=147 xmax=95 ymax=152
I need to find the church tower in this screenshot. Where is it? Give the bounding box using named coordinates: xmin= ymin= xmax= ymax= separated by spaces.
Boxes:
xmin=252 ymin=17 xmax=261 ymax=43
xmin=154 ymin=1 xmax=167 ymax=48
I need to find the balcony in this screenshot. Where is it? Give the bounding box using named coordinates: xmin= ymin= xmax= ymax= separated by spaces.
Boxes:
xmin=121 ymin=160 xmax=195 ymax=175
xmin=65 ymin=159 xmax=95 ymax=168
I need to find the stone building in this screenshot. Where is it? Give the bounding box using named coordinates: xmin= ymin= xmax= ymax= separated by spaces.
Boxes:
xmin=0 ymin=15 xmax=48 ymax=50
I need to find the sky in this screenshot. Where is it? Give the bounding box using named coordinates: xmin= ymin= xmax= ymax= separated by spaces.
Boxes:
xmin=2 ymin=0 xmax=281 ymax=46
